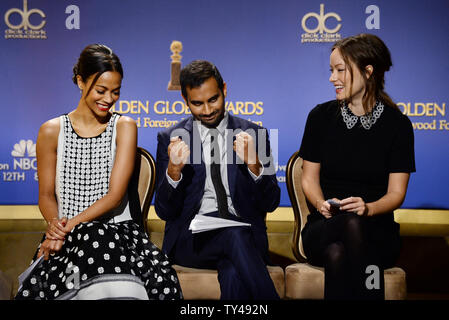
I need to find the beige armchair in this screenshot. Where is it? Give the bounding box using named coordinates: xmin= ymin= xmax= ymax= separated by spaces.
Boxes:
xmin=129 ymin=147 xmax=157 ymax=233
xmin=284 ymin=151 xmax=407 ymax=300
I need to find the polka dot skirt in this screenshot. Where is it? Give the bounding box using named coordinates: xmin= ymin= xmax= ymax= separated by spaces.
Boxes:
xmin=16 ymin=221 xmax=183 ymax=300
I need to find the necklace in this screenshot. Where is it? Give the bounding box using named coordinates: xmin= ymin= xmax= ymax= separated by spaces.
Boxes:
xmin=68 ymin=112 xmax=111 ymax=137
xmin=340 ymin=100 xmax=384 ymax=130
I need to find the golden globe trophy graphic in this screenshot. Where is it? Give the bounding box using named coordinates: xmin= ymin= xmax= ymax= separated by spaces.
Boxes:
xmin=167 ymin=40 xmax=183 ymax=90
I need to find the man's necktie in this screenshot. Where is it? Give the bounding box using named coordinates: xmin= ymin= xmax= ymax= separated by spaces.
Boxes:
xmin=209 ymin=132 xmax=230 ymax=219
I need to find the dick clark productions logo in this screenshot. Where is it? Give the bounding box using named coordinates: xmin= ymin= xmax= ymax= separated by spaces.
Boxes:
xmin=4 ymin=0 xmax=47 ymax=39
xmin=301 ymin=4 xmax=342 ymax=43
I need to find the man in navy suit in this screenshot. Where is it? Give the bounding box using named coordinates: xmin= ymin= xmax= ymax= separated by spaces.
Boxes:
xmin=154 ymin=60 xmax=280 ymax=299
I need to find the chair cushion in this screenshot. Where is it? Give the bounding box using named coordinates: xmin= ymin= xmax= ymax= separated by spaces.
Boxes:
xmin=285 ymin=263 xmax=324 ymax=299
xmin=285 ymin=263 xmax=406 ymax=300
xmin=384 ymin=267 xmax=407 ymax=300
xmin=267 ymin=265 xmax=285 ymax=299
xmin=173 ymin=264 xmax=285 ymax=299
xmin=173 ymin=265 xmax=221 ymax=299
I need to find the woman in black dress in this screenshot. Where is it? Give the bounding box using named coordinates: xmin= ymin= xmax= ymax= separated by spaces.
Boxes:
xmin=299 ymin=34 xmax=415 ymax=300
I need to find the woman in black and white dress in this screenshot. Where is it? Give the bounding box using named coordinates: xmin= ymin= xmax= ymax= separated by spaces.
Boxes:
xmin=15 ymin=44 xmax=183 ymax=300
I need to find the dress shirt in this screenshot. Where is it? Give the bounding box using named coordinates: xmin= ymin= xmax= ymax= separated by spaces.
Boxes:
xmin=166 ymin=112 xmax=264 ymax=216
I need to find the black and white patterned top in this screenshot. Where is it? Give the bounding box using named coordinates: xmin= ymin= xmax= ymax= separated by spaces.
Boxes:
xmin=55 ymin=113 xmax=130 ymax=221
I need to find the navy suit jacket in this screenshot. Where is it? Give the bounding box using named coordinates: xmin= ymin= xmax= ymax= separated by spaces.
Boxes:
xmin=154 ymin=114 xmax=280 ymax=263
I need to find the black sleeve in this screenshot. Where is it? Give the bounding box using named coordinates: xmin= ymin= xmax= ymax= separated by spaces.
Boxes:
xmin=388 ymin=114 xmax=416 ymax=173
xmin=298 ymin=105 xmax=322 ymax=163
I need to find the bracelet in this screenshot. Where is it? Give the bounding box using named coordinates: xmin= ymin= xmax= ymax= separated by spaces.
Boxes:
xmin=47 ymin=217 xmax=58 ymax=225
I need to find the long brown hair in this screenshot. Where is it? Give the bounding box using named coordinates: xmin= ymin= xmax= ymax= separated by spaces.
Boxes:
xmin=332 ymin=33 xmax=398 ymax=113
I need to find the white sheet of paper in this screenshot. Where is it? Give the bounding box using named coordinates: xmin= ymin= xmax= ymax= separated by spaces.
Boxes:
xmin=189 ymin=214 xmax=251 ymax=234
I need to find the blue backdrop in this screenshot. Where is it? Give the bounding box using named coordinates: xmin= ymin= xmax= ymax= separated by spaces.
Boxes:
xmin=1 ymin=0 xmax=448 ymax=209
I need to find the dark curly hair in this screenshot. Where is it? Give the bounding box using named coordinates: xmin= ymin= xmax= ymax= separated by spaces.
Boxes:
xmin=180 ymin=60 xmax=224 ymax=102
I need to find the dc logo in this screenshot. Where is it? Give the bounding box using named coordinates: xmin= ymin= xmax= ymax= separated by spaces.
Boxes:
xmin=301 ymin=4 xmax=341 ymax=34
xmin=4 ymin=0 xmax=46 ymax=30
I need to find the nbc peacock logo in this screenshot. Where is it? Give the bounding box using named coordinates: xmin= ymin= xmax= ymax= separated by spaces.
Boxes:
xmin=7 ymin=139 xmax=37 ymax=181
xmin=0 ymin=139 xmax=38 ymax=182
xmin=11 ymin=139 xmax=36 ymax=157
xmin=11 ymin=139 xmax=37 ymax=172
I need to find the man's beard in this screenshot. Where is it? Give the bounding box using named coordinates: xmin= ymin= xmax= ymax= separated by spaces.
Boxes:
xmin=197 ymin=103 xmax=225 ymax=128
